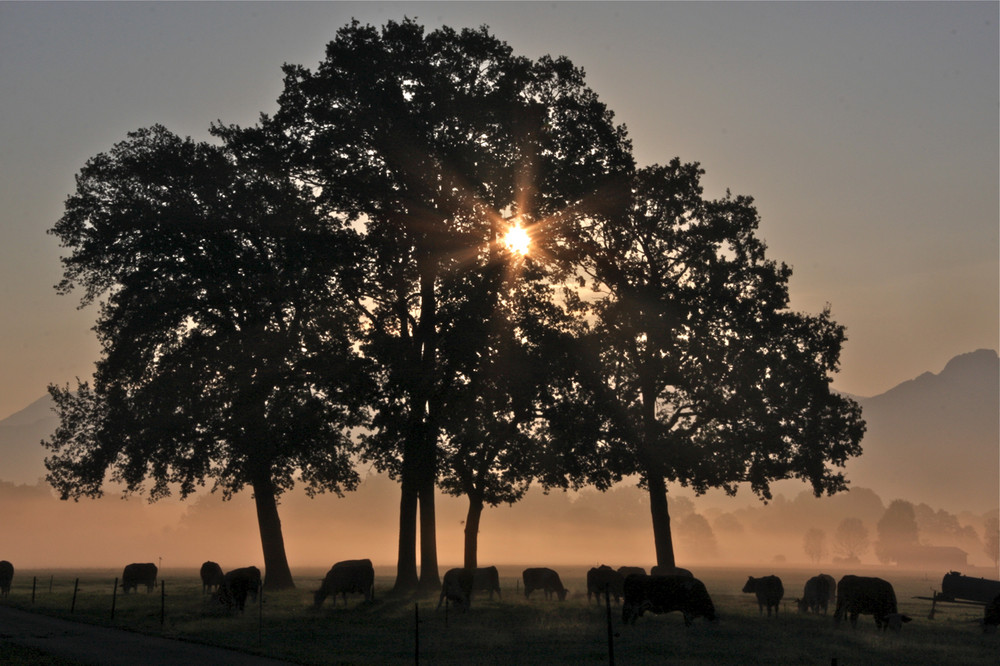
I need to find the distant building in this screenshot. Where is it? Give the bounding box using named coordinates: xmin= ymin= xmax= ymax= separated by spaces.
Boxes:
xmin=893 ymin=545 xmax=968 ymax=570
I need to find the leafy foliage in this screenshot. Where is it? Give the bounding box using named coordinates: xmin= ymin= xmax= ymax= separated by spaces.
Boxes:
xmin=569 ymin=160 xmax=866 ymax=565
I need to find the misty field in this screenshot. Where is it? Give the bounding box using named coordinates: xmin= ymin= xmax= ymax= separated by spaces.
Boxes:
xmin=1 ymin=566 xmax=996 ymax=665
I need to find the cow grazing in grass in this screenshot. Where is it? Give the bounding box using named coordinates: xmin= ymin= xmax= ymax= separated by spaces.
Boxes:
xmin=622 ymin=573 xmax=716 ymax=626
xmin=218 ymin=566 xmax=261 ymax=613
xmin=438 ymin=568 xmax=475 ymax=611
xmin=121 ymin=563 xmax=157 ymax=594
xmin=200 ymin=561 xmax=224 ymax=594
xmin=0 ymin=560 xmax=12 ymax=597
xmin=314 ymin=559 xmax=375 ymax=608
xmin=522 ymin=567 xmax=567 ymax=601
xmin=743 ymin=575 xmax=784 ymax=616
xmin=587 ymin=565 xmax=624 ymax=604
xmin=834 ymin=575 xmax=911 ymax=631
xmin=472 ymin=566 xmax=501 ymax=600
xmin=984 ymin=593 xmax=1000 ymax=633
xmin=797 ymin=574 xmax=835 ymax=614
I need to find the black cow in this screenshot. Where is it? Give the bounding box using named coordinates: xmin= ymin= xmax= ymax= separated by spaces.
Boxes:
xmin=217 ymin=566 xmax=261 ymax=612
xmin=622 ymin=573 xmax=716 ymax=626
xmin=587 ymin=565 xmax=624 ymax=604
xmin=797 ymin=574 xmax=835 ymax=614
xmin=617 ymin=566 xmax=646 ymax=579
xmin=743 ymin=575 xmax=784 ymax=616
xmin=314 ymin=559 xmax=375 ymax=608
xmin=472 ymin=566 xmax=501 ymax=600
xmin=438 ymin=568 xmax=475 ymax=611
xmin=651 ymin=565 xmax=693 ymax=577
xmin=0 ymin=560 xmax=12 ymax=598
xmin=984 ymin=593 xmax=1000 ymax=633
xmin=121 ymin=563 xmax=157 ymax=594
xmin=200 ymin=561 xmax=224 ymax=594
xmin=522 ymin=567 xmax=567 ymax=601
xmin=835 ymin=575 xmax=911 ymax=631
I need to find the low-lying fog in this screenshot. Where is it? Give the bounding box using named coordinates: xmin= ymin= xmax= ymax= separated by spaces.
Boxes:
xmin=3 ymin=472 xmax=996 ymax=577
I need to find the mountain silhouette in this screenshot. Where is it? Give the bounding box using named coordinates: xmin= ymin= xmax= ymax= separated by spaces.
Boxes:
xmin=843 ymin=349 xmax=999 ymax=513
xmin=2 ymin=350 xmax=998 ymax=513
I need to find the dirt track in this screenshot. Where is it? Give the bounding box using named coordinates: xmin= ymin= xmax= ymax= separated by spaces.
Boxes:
xmin=0 ymin=605 xmax=295 ymax=665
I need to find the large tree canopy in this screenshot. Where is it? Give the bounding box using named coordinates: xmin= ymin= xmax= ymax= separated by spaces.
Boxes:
xmin=43 ymin=19 xmax=868 ymax=588
xmin=44 ymin=125 xmax=368 ymax=589
xmin=574 ymin=160 xmax=866 ymax=568
xmin=264 ymin=18 xmax=634 ymax=591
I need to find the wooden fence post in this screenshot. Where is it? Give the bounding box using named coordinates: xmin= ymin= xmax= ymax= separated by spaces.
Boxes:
xmin=414 ymin=603 xmax=420 ymax=666
xmin=605 ymin=583 xmax=615 ymax=666
xmin=160 ymin=579 xmax=166 ymax=626
xmin=70 ymin=578 xmax=79 ymax=613
xmin=31 ymin=576 xmax=36 ymax=604
xmin=111 ymin=577 xmax=118 ymax=620
xmin=258 ymin=579 xmax=263 ymax=647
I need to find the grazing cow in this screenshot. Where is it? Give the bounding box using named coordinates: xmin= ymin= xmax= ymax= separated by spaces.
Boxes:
xmin=820 ymin=573 xmax=837 ymax=605
xmin=438 ymin=568 xmax=475 ymax=611
xmin=621 ymin=574 xmax=716 ymax=626
xmin=200 ymin=561 xmax=224 ymax=594
xmin=651 ymin=565 xmax=693 ymax=577
xmin=984 ymin=593 xmax=1000 ymax=633
xmin=797 ymin=574 xmax=835 ymax=614
xmin=0 ymin=560 xmax=12 ymax=598
xmin=217 ymin=566 xmax=261 ymax=612
xmin=522 ymin=567 xmax=567 ymax=601
xmin=587 ymin=565 xmax=624 ymax=604
xmin=121 ymin=563 xmax=157 ymax=594
xmin=743 ymin=575 xmax=784 ymax=616
xmin=835 ymin=575 xmax=911 ymax=631
xmin=618 ymin=566 xmax=645 ymax=579
xmin=472 ymin=566 xmax=502 ymax=600
xmin=314 ymin=559 xmax=375 ymax=608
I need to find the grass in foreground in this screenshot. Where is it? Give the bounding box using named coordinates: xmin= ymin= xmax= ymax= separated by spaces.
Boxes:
xmin=0 ymin=567 xmax=995 ymax=665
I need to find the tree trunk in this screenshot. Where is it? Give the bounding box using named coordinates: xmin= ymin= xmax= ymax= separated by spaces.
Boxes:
xmin=463 ymin=495 xmax=484 ymax=570
xmin=646 ymin=470 xmax=677 ymax=570
xmin=417 ymin=470 xmax=441 ymax=593
xmin=391 ymin=471 xmax=420 ymax=593
xmin=251 ymin=474 xmax=295 ymax=590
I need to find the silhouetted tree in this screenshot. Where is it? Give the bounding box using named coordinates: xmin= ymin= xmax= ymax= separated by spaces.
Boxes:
xmin=803 ymin=527 xmax=828 ymax=563
xmin=914 ymin=503 xmax=982 ymax=554
xmin=675 ymin=513 xmax=718 ymax=560
xmin=571 ymin=160 xmax=866 ymax=568
xmin=833 ymin=517 xmax=870 ymax=562
xmin=44 ymin=126 xmax=367 ymax=589
xmin=875 ymin=499 xmax=920 ymax=564
xmin=267 ymin=19 xmax=632 ymax=591
xmin=984 ymin=515 xmax=1000 ymax=569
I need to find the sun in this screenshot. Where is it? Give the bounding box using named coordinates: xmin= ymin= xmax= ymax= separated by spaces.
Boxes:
xmin=503 ymin=222 xmax=531 ymax=256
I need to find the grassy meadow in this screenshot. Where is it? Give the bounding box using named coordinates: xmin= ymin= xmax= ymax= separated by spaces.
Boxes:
xmin=0 ymin=565 xmax=996 ymax=665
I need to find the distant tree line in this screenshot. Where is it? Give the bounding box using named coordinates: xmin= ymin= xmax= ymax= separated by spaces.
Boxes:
xmin=44 ymin=19 xmax=865 ymax=592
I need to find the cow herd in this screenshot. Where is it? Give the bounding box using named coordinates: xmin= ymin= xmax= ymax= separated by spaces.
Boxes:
xmin=430 ymin=565 xmax=967 ymax=634
xmin=2 ymin=557 xmax=999 ymax=635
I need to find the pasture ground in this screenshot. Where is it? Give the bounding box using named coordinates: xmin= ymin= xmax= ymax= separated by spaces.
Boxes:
xmin=0 ymin=565 xmax=996 ymax=665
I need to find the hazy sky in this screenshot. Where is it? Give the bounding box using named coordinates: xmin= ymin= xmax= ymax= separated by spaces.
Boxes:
xmin=1 ymin=2 xmax=997 ymax=419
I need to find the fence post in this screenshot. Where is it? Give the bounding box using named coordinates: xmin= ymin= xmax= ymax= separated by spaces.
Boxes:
xmin=414 ymin=603 xmax=420 ymax=666
xmin=111 ymin=577 xmax=118 ymax=620
xmin=258 ymin=579 xmax=263 ymax=647
xmin=49 ymin=575 xmax=53 ymax=594
xmin=605 ymin=583 xmax=615 ymax=666
xmin=70 ymin=578 xmax=79 ymax=613
xmin=31 ymin=576 xmax=36 ymax=604
xmin=160 ymin=580 xmax=165 ymax=626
